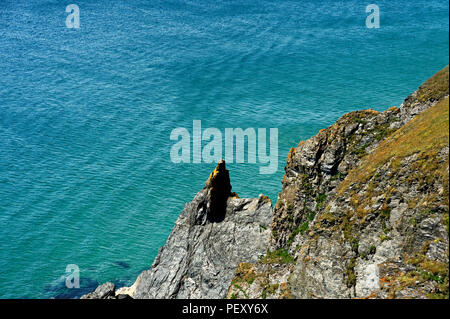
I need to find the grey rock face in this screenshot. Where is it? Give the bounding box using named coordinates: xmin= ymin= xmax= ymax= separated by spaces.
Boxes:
xmin=271 ymin=106 xmax=403 ymax=249
xmin=81 ymin=282 xmax=116 ymax=299
xmin=132 ymin=194 xmax=272 ymax=299
xmin=226 ymin=262 xmax=294 ymax=299
xmin=229 ymin=66 xmax=448 ymax=300
xmin=290 ymin=237 xmax=354 ymax=299
xmin=83 ymin=160 xmax=273 ymax=299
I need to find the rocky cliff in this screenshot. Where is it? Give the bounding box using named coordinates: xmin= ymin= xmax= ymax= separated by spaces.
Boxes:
xmin=228 ymin=65 xmax=449 ymax=299
xmin=83 ymin=66 xmax=449 ymax=299
xmin=83 ymin=160 xmax=273 ymax=299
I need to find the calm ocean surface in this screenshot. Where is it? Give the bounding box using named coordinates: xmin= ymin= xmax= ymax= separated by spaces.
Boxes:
xmin=0 ymin=0 xmax=448 ymax=298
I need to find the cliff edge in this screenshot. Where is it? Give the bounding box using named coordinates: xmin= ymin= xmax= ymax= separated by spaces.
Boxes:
xmin=83 ymin=160 xmax=273 ymax=299
xmin=228 ymin=65 xmax=449 ymax=299
xmin=83 ymin=66 xmax=449 ymax=299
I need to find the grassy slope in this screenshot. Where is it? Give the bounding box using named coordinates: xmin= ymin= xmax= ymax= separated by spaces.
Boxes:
xmin=339 ymin=97 xmax=449 ymax=195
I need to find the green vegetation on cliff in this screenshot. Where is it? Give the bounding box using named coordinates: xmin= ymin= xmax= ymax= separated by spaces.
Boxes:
xmin=339 ymin=96 xmax=449 ymax=196
xmin=228 ymin=65 xmax=449 ymax=299
xmin=416 ymin=66 xmax=449 ymax=103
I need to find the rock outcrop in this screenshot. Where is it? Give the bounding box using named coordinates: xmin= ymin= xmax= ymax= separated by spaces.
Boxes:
xmin=83 ymin=160 xmax=273 ymax=299
xmin=80 ymin=282 xmax=132 ymax=299
xmin=84 ymin=66 xmax=449 ymax=300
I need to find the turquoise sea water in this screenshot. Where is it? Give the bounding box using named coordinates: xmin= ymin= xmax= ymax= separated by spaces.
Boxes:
xmin=0 ymin=0 xmax=448 ymax=298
